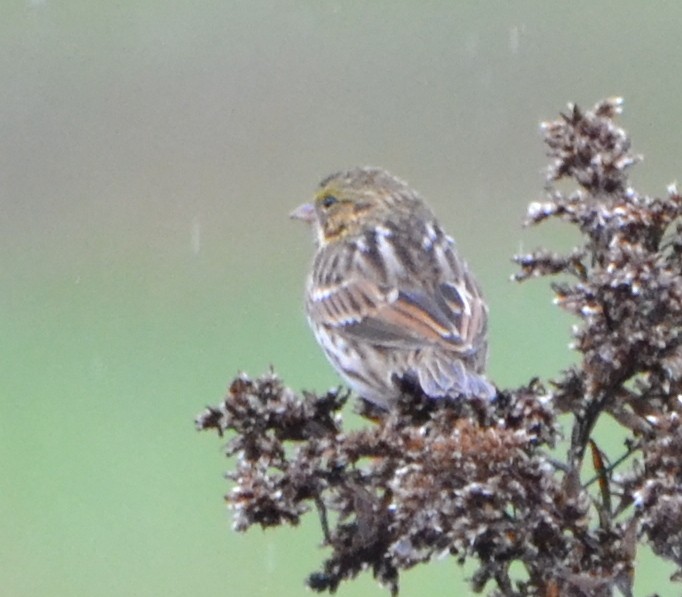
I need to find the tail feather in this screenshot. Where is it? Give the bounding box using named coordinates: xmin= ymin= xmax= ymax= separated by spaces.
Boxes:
xmin=416 ymin=355 xmax=495 ymax=399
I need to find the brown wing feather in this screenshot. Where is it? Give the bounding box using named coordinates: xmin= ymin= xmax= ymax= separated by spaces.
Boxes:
xmin=308 ymin=277 xmax=481 ymax=354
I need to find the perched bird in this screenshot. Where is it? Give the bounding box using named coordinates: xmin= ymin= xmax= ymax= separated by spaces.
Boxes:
xmin=291 ymin=167 xmax=494 ymax=409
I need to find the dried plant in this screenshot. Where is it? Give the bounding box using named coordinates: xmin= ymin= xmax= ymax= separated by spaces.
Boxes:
xmin=196 ymin=98 xmax=682 ymax=596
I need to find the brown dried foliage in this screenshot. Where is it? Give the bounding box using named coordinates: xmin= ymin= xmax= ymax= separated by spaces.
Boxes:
xmin=196 ymin=99 xmax=682 ymax=595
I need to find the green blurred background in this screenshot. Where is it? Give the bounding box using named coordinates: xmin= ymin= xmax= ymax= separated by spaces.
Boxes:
xmin=3 ymin=2 xmax=681 ymax=595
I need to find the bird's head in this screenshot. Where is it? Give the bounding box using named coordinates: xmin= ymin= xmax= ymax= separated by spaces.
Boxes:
xmin=291 ymin=167 xmax=420 ymax=247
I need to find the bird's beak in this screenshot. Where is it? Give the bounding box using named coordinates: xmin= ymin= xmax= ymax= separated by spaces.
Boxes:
xmin=290 ymin=202 xmax=316 ymax=223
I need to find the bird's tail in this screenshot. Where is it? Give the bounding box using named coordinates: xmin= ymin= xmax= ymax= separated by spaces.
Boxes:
xmin=416 ymin=355 xmax=496 ymax=400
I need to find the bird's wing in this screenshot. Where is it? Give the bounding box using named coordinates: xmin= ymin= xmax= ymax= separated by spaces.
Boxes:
xmin=308 ymin=277 xmax=483 ymax=354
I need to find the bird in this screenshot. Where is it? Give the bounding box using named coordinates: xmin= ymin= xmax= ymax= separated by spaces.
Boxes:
xmin=291 ymin=167 xmax=494 ymax=410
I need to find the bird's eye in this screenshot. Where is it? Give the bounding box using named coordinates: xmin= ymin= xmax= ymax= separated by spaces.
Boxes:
xmin=320 ymin=194 xmax=339 ymax=209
